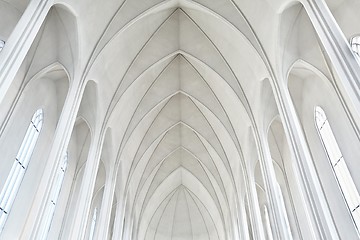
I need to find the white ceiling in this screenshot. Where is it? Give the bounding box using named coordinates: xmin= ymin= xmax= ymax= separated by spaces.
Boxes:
xmin=10 ymin=0 xmax=357 ymax=238
xmin=69 ymin=0 xmax=300 ymax=239
xmin=85 ymin=2 xmax=265 ymax=238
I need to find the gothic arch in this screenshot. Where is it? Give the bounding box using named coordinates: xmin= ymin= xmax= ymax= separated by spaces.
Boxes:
xmin=2 ymin=0 xmax=360 ymax=239
xmin=59 ymin=117 xmax=91 ymax=238
xmin=287 ymin=59 xmax=360 ymax=239
xmin=0 ymin=62 xmax=71 ymax=238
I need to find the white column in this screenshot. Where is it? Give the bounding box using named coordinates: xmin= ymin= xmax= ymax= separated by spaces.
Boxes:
xmin=263 ymin=205 xmax=274 ymax=240
xmin=111 ymin=200 xmax=124 ymax=240
xmin=272 ymin=77 xmax=339 ymax=239
xmin=302 ymin=0 xmax=360 ymax=125
xmin=19 ymin=79 xmax=84 ymax=239
xmin=0 ymin=0 xmax=53 ymax=104
xmin=67 ymin=130 xmax=105 ymax=240
xmin=231 ymin=205 xmax=240 ymax=240
xmin=94 ymin=165 xmax=117 ymax=239
xmin=255 ymin=134 xmax=293 ymax=240
xmin=247 ymin=175 xmax=266 ymax=240
xmin=239 ymin=201 xmax=250 ymax=240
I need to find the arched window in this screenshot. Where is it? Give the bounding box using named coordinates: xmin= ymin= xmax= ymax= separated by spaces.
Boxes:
xmin=0 ymin=109 xmax=44 ymax=232
xmin=89 ymin=207 xmax=97 ymax=240
xmin=315 ymin=106 xmax=360 ymax=229
xmin=38 ymin=152 xmax=68 ymax=239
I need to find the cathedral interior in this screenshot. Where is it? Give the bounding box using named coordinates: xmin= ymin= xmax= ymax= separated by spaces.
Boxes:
xmin=1 ymin=0 xmax=360 ymax=239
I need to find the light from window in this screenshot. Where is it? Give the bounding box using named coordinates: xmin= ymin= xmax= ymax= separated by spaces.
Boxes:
xmin=350 ymin=36 xmax=360 ymax=58
xmin=38 ymin=152 xmax=68 ymax=239
xmin=89 ymin=207 xmax=97 ymax=240
xmin=0 ymin=40 xmax=4 ymax=52
xmin=315 ymin=106 xmax=360 ymax=229
xmin=0 ymin=109 xmax=43 ymax=232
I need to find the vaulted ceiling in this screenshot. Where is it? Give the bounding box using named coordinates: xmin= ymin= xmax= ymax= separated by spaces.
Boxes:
xmin=6 ymin=0 xmax=354 ymax=238
xmin=83 ymin=1 xmax=271 ymax=238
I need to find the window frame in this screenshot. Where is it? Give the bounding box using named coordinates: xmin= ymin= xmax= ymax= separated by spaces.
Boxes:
xmin=0 ymin=109 xmax=44 ymax=233
xmin=37 ymin=152 xmax=68 ymax=239
xmin=350 ymin=35 xmax=360 ymax=65
xmin=314 ymin=106 xmax=360 ymax=231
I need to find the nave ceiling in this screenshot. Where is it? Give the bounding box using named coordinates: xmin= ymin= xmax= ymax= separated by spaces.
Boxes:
xmin=82 ymin=1 xmax=270 ymax=238
xmin=2 ymin=0 xmax=359 ymax=239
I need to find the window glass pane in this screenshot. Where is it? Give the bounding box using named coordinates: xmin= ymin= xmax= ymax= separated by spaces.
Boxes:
xmin=353 ymin=208 xmax=360 ymax=226
xmin=38 ymin=152 xmax=68 ymax=240
xmin=0 ymin=109 xmax=43 ymax=233
xmin=351 ymin=36 xmax=360 ymax=57
xmin=315 ymin=106 xmax=360 ymax=230
xmin=320 ymin=121 xmax=342 ymax=165
xmin=334 ymin=159 xmax=360 ymax=210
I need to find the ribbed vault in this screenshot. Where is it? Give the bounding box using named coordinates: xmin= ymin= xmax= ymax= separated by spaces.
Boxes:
xmin=2 ymin=0 xmax=360 ymax=239
xmin=85 ymin=0 xmax=270 ymax=239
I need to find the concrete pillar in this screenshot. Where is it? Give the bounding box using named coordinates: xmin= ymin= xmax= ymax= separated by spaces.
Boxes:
xmin=263 ymin=205 xmax=274 ymax=240
xmin=94 ymin=166 xmax=117 ymax=239
xmin=111 ymin=201 xmax=124 ymax=240
xmin=67 ymin=130 xmax=105 ymax=240
xmin=247 ymin=174 xmax=266 ymax=240
xmin=253 ymin=129 xmax=292 ymax=240
xmin=239 ymin=200 xmax=250 ymax=240
xmin=230 ymin=204 xmax=240 ymax=240
xmin=0 ymin=0 xmax=53 ymax=104
xmin=271 ymin=77 xmax=339 ymax=239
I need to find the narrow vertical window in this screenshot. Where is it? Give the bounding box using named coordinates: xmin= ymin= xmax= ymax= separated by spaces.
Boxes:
xmin=315 ymin=106 xmax=360 ymax=229
xmin=38 ymin=152 xmax=68 ymax=239
xmin=89 ymin=207 xmax=97 ymax=240
xmin=0 ymin=109 xmax=44 ymax=232
xmin=350 ymin=36 xmax=360 ymax=58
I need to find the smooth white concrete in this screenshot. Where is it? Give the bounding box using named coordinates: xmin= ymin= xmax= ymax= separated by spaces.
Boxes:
xmin=1 ymin=0 xmax=360 ymax=239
